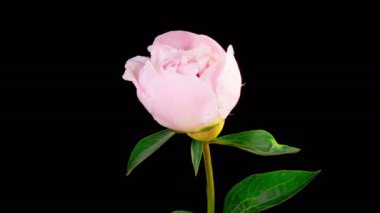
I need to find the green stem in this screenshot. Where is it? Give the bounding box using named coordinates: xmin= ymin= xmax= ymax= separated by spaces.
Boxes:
xmin=203 ymin=142 xmax=215 ymax=213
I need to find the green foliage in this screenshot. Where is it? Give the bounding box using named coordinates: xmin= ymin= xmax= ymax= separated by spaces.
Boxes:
xmin=191 ymin=140 xmax=203 ymax=176
xmin=215 ymin=130 xmax=300 ymax=156
xmin=127 ymin=129 xmax=175 ymax=175
xmin=224 ymin=170 xmax=320 ymax=213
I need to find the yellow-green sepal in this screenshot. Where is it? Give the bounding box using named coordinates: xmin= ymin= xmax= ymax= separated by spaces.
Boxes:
xmin=187 ymin=120 xmax=225 ymax=142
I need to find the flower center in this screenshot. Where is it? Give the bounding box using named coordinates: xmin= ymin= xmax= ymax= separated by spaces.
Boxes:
xmin=157 ymin=44 xmax=217 ymax=78
xmin=161 ymin=54 xmax=214 ymax=77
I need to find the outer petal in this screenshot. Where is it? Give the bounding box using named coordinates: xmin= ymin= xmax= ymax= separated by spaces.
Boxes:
xmin=140 ymin=73 xmax=220 ymax=132
xmin=194 ymin=34 xmax=225 ymax=58
xmin=153 ymin=31 xmax=198 ymax=50
xmin=153 ymin=31 xmax=224 ymax=53
xmin=138 ymin=60 xmax=161 ymax=90
xmin=215 ymin=45 xmax=242 ymax=118
xmin=134 ymin=60 xmax=161 ymax=114
xmin=197 ymin=37 xmax=227 ymax=91
xmin=123 ymin=56 xmax=149 ymax=90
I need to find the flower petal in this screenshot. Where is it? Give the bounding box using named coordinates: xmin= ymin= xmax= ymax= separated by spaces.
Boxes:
xmin=123 ymin=56 xmax=149 ymax=89
xmin=152 ymin=31 xmax=225 ymax=55
xmin=141 ymin=73 xmax=220 ymax=132
xmin=216 ymin=45 xmax=242 ymax=118
xmin=153 ymin=31 xmax=198 ymax=50
xmin=138 ymin=60 xmax=161 ymax=90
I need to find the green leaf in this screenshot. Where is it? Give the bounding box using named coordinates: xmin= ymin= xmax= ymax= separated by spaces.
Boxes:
xmin=171 ymin=211 xmax=193 ymax=213
xmin=127 ymin=129 xmax=175 ymax=175
xmin=191 ymin=140 xmax=203 ymax=176
xmin=224 ymin=170 xmax=320 ymax=213
xmin=214 ymin=130 xmax=300 ymax=156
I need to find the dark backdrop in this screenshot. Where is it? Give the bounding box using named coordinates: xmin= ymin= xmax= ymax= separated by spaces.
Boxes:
xmin=1 ymin=3 xmax=379 ymax=212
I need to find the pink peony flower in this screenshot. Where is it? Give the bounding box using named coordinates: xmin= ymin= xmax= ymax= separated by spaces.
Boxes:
xmin=123 ymin=31 xmax=241 ymax=133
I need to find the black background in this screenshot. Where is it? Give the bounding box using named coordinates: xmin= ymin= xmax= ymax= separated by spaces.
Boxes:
xmin=1 ymin=3 xmax=379 ymax=212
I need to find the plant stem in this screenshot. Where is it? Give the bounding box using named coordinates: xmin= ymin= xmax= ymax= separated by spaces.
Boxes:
xmin=203 ymin=142 xmax=215 ymax=213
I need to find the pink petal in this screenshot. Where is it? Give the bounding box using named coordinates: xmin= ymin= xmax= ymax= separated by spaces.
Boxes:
xmin=153 ymin=31 xmax=198 ymax=50
xmin=216 ymin=45 xmax=242 ymax=118
xmin=177 ymin=62 xmax=199 ymax=76
xmin=138 ymin=60 xmax=161 ymax=90
xmin=123 ymin=56 xmax=149 ymax=89
xmin=194 ymin=34 xmax=225 ymax=58
xmin=148 ymin=44 xmax=178 ymax=66
xmin=140 ymin=73 xmax=220 ymax=132
xmin=153 ymin=31 xmax=225 ymax=54
xmin=134 ymin=60 xmax=161 ymax=114
xmin=197 ymin=38 xmax=227 ymax=91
